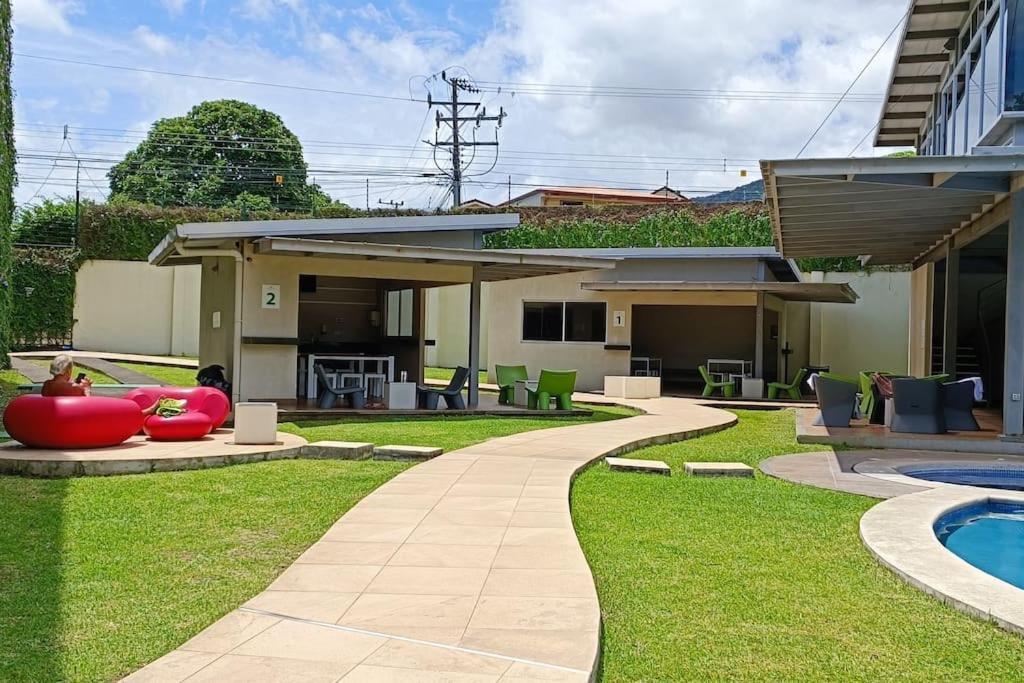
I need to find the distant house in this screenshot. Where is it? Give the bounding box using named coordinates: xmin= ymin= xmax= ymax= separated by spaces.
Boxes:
xmin=505 ymin=186 xmax=689 ymax=207
xmin=458 ymin=198 xmax=494 ymax=209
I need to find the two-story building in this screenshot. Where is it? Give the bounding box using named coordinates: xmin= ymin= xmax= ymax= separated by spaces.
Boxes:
xmin=761 ymin=0 xmax=1024 ymax=438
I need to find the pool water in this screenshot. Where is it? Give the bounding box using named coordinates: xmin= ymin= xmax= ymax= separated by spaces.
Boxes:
xmin=935 ymin=501 xmax=1024 ymax=589
xmin=900 ymin=464 xmax=1024 ymax=491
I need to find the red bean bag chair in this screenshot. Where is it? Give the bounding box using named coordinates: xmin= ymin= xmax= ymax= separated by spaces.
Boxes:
xmin=143 ymin=411 xmax=213 ymax=442
xmin=123 ymin=387 xmax=231 ymax=430
xmin=3 ymin=395 xmax=144 ymax=449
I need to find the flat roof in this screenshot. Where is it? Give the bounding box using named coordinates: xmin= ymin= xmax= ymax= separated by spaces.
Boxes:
xmin=149 ymin=213 xmax=521 ymax=266
xmin=251 ymin=238 xmax=617 ymax=282
xmin=581 ymin=280 xmax=858 ymax=303
xmin=875 ymin=0 xmax=968 ymax=148
xmin=760 ymin=154 xmax=1020 ymax=265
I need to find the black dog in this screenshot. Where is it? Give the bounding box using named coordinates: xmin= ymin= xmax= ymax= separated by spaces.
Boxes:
xmin=196 ymin=364 xmax=232 ymax=399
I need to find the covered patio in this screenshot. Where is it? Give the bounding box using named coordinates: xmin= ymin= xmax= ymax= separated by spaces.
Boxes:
xmin=149 ymin=214 xmax=614 ymax=414
xmin=762 ymin=153 xmax=1024 ymax=443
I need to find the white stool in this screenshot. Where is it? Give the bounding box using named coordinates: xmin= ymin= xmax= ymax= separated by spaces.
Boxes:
xmin=233 ymin=402 xmax=278 ymax=445
xmin=339 ymin=373 xmax=363 ymax=389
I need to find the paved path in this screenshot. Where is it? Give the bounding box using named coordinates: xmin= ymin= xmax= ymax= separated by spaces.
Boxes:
xmin=11 ymin=351 xmax=198 ymax=368
xmin=10 ymin=356 xmax=50 ymax=383
xmin=126 ymin=397 xmax=736 ymax=682
xmin=75 ymin=356 xmax=163 ymax=385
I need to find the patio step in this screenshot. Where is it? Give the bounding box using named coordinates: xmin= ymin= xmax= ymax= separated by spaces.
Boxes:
xmin=684 ymin=461 xmax=755 ymax=477
xmin=373 ymin=444 xmax=444 ymax=461
xmin=607 ymin=457 xmax=671 ymax=475
xmin=300 ymin=441 xmax=374 ymax=460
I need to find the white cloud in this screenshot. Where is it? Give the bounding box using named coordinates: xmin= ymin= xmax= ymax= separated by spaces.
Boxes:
xmin=12 ymin=0 xmax=80 ymax=34
xmin=10 ymin=0 xmax=912 ymax=207
xmin=134 ymin=25 xmax=175 ymax=55
xmin=160 ymin=0 xmax=188 ymax=15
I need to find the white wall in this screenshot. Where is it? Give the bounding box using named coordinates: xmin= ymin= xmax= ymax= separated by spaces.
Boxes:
xmin=424 ymin=284 xmax=490 ymax=370
xmin=808 ymin=270 xmax=910 ymax=376
xmin=74 ymin=260 xmax=201 ymax=357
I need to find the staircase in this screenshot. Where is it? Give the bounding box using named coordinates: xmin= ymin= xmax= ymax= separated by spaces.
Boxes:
xmin=931 ymin=344 xmax=983 ymax=381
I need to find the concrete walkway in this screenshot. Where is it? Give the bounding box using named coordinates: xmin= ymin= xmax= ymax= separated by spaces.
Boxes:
xmin=11 ymin=351 xmax=198 ymax=368
xmin=127 ymin=397 xmax=736 ymax=682
xmin=760 ymin=451 xmax=927 ymax=499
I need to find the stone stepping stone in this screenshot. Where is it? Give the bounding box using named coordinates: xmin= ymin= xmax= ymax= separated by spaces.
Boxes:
xmin=373 ymin=445 xmax=443 ymax=461
xmin=684 ymin=462 xmax=755 ymax=477
xmin=607 ymin=457 xmax=671 ymax=475
xmin=301 ymin=441 xmax=374 ymax=460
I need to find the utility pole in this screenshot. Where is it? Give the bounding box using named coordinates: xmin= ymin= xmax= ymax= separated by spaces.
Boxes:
xmin=366 ymin=179 xmax=369 ymax=211
xmin=425 ymin=71 xmax=507 ymax=208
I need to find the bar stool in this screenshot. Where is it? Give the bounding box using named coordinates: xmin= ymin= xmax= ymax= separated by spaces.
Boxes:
xmin=364 ymin=373 xmax=386 ymax=401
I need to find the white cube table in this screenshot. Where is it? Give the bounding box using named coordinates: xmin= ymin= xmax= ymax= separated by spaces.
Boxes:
xmin=604 ymin=375 xmax=661 ymax=399
xmin=233 ymin=402 xmax=278 ymax=445
xmin=514 ymin=380 xmax=538 ymax=407
xmin=384 ymin=382 xmax=417 ymax=410
xmin=741 ymin=377 xmax=764 ymax=399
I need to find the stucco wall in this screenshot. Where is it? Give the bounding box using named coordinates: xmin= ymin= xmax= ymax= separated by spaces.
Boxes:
xmin=424 ymin=284 xmax=490 ymax=369
xmin=909 ymin=263 xmax=934 ymax=377
xmin=809 ymin=270 xmax=911 ymax=376
xmin=484 ymin=271 xmax=757 ymax=391
xmin=74 ymin=259 xmax=200 ymax=357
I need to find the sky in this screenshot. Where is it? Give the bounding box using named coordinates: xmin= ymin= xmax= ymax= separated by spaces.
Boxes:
xmin=10 ymin=0 xmax=910 ymax=209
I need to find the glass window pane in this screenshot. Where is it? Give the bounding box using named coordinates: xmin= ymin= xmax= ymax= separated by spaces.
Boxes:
xmin=564 ymin=302 xmax=606 ymax=342
xmin=522 ymin=302 xmax=564 ymax=341
xmin=1006 ymin=0 xmax=1024 ymax=110
xmin=386 ymin=290 xmax=400 ymax=337
xmin=399 ymin=289 xmax=414 ymax=337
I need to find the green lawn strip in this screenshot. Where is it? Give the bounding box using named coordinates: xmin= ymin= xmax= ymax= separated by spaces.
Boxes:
xmin=572 ymin=409 xmax=1024 ymax=681
xmin=280 ymin=403 xmax=637 ymax=452
xmin=27 ymin=359 xmax=120 ymax=386
xmin=424 ymin=366 xmax=489 ymax=385
xmin=111 ymin=361 xmax=197 ymax=387
xmin=0 ymin=459 xmax=409 ymax=682
xmin=0 ymin=368 xmax=29 ymax=413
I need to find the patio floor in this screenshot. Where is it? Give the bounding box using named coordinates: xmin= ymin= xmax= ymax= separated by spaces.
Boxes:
xmin=793 ymin=406 xmax=1024 ymax=456
xmin=277 ymin=393 xmax=593 ymax=420
xmin=125 ymin=396 xmax=737 ymax=682
xmin=0 ymin=430 xmax=307 ymax=477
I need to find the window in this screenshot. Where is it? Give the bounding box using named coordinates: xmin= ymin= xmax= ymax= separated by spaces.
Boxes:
xmin=386 ymin=288 xmax=414 ymax=337
xmin=522 ymin=301 xmax=606 ymax=343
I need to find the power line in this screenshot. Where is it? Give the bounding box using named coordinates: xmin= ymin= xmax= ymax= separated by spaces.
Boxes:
xmin=796 ymin=7 xmax=911 ymax=158
xmin=13 ymin=52 xmax=425 ymax=103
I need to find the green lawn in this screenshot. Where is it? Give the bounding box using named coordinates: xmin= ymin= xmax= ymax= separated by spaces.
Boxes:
xmin=112 ymin=361 xmax=197 ymax=386
xmin=424 ymin=365 xmax=489 ymax=385
xmin=0 ymin=459 xmax=409 ymax=682
xmin=280 ymin=403 xmax=636 ymax=452
xmin=0 ymin=369 xmax=29 ymax=413
xmin=572 ymin=409 xmax=1024 ymax=681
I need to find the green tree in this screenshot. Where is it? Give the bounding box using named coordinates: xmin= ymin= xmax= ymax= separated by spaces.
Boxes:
xmin=108 ymin=99 xmax=325 ymax=210
xmin=0 ymin=0 xmax=14 ymax=365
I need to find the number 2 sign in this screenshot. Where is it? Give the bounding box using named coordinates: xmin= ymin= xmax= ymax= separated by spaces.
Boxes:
xmin=262 ymin=284 xmax=281 ymax=310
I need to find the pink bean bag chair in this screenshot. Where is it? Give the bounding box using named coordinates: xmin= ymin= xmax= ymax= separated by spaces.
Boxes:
xmin=123 ymin=387 xmax=231 ymax=430
xmin=3 ymin=395 xmax=144 ymax=449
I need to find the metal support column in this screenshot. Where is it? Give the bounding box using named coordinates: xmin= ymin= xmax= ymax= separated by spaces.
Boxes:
xmin=1004 ymin=189 xmax=1024 ymax=437
xmin=943 ymin=244 xmax=960 ymax=376
xmin=754 ymin=292 xmax=765 ymax=379
xmin=467 ymin=268 xmax=482 ymax=409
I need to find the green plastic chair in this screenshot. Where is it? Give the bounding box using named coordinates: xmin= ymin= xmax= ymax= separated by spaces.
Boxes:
xmin=527 ymin=369 xmax=577 ymax=410
xmin=698 ymin=365 xmax=735 ymax=398
xmin=495 ymin=364 xmax=528 ymax=405
xmin=767 ymin=367 xmax=808 ymax=400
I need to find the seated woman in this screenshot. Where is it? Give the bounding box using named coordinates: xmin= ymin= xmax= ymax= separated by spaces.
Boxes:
xmin=41 ymin=354 xmax=92 ymax=397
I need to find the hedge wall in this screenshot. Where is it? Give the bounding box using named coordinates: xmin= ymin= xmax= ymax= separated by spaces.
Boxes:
xmin=10 ymin=247 xmax=79 ymax=350
xmin=0 ymin=0 xmax=14 ymax=364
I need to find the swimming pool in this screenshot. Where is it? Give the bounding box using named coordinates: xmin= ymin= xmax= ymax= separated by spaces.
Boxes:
xmin=934 ymin=501 xmax=1024 ymax=589
xmin=899 ymin=464 xmax=1024 ymax=491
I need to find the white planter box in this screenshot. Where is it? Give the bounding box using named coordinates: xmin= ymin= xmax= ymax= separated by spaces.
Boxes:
xmin=604 ymin=376 xmax=661 ymax=399
xmin=741 ymin=378 xmax=764 ymax=399
xmin=233 ymin=402 xmax=278 ymax=445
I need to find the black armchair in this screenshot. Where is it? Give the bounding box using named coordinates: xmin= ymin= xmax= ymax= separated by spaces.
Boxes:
xmin=417 ymin=366 xmax=469 ymax=410
xmin=315 ymin=365 xmax=366 ymax=409
xmin=943 ymin=380 xmax=980 ymax=431
xmin=891 ymin=378 xmax=945 ymax=434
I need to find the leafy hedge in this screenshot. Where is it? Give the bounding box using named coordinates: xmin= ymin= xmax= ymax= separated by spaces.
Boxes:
xmin=10 ymin=247 xmax=79 ymax=350
xmin=0 ymin=0 xmax=13 ymax=364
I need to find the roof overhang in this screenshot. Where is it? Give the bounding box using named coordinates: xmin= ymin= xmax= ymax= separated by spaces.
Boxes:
xmin=580 ymin=280 xmax=858 ymax=303
xmin=249 ymin=237 xmax=617 ymax=282
xmin=148 ymin=213 xmax=521 ymax=265
xmin=761 ymin=154 xmax=1024 ymax=265
xmin=874 ymin=0 xmax=968 ymax=148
